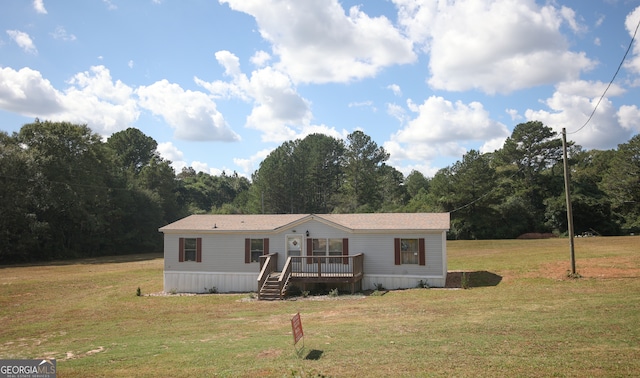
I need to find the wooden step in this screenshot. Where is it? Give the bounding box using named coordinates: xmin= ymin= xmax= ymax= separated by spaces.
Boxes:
xmin=259 ymin=277 xmax=283 ymax=300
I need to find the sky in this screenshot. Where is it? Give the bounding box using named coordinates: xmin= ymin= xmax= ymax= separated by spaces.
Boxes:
xmin=1 ymin=0 xmax=640 ymax=179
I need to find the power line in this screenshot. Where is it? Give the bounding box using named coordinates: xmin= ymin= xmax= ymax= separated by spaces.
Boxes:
xmin=568 ymin=15 xmax=640 ymax=135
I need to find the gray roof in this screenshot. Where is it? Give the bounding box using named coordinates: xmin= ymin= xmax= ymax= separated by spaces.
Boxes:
xmin=159 ymin=213 xmax=450 ymax=233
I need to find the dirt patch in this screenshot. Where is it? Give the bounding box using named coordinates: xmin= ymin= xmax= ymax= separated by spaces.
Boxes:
xmin=256 ymin=349 xmax=281 ymax=358
xmin=63 ymin=346 xmax=105 ymax=361
xmin=446 ymin=271 xmax=502 ymax=288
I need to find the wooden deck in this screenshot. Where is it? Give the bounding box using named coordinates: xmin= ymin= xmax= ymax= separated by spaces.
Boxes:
xmin=258 ymin=253 xmax=364 ymax=299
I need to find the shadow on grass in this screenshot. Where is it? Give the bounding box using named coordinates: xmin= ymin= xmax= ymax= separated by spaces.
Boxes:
xmin=0 ymin=252 xmax=163 ymax=269
xmin=305 ymin=350 xmax=324 ymax=360
xmin=445 ymin=271 xmax=502 ymax=288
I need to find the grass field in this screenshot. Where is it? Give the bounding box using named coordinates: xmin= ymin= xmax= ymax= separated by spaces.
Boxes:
xmin=1 ymin=237 xmax=639 ymax=377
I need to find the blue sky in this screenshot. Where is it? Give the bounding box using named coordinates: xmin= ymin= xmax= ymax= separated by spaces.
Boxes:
xmin=1 ymin=0 xmax=640 ymax=178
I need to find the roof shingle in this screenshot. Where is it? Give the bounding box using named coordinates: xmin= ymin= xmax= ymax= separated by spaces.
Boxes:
xmin=159 ymin=213 xmax=450 ymax=233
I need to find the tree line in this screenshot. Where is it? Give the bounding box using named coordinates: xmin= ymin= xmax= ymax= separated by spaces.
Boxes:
xmin=1 ymin=120 xmax=638 ymax=262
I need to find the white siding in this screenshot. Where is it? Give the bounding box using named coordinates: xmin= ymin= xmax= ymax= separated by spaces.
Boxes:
xmin=164 ymin=271 xmax=257 ymax=293
xmin=164 ymin=234 xmax=265 ymax=273
xmin=163 ymin=219 xmax=447 ymax=292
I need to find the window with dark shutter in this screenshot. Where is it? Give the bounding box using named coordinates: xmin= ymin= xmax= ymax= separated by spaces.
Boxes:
xmin=245 ymin=238 xmax=268 ymax=263
xmin=395 ymin=238 xmax=421 ymax=265
xmin=180 ymin=238 xmax=199 ymax=262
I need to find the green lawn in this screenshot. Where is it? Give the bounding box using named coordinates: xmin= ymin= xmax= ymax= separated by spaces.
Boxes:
xmin=1 ymin=237 xmax=638 ymax=377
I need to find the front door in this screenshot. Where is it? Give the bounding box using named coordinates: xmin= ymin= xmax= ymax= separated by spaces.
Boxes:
xmin=286 ymin=235 xmax=303 ymax=258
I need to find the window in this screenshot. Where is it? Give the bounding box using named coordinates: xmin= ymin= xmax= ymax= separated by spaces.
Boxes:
xmin=250 ymin=239 xmax=264 ymax=263
xmin=184 ymin=238 xmax=197 ymax=261
xmin=312 ymin=238 xmax=327 ymax=257
xmin=179 ymin=237 xmax=201 ymax=262
xmin=245 ymin=238 xmax=269 ymax=263
xmin=311 ymin=238 xmax=344 ymax=263
xmin=328 ymin=239 xmax=343 ymax=263
xmin=400 ymin=239 xmax=419 ymax=264
xmin=394 ymin=238 xmax=425 ymax=266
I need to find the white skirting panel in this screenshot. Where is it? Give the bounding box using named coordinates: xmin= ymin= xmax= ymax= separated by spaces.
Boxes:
xmin=164 ymin=271 xmax=259 ymax=293
xmin=362 ymin=274 xmax=446 ymax=290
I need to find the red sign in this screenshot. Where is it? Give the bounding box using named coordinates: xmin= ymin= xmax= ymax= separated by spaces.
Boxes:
xmin=291 ymin=312 xmax=304 ymax=345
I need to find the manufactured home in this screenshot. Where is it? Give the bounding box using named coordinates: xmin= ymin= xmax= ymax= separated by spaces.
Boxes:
xmin=159 ymin=213 xmax=450 ymax=299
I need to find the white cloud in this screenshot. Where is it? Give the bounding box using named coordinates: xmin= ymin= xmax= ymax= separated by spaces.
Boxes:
xmin=0 ymin=65 xmax=138 ymax=135
xmin=50 ymin=26 xmax=77 ymax=41
xmin=617 ymin=105 xmax=640 ymax=133
xmin=480 ymin=137 xmax=508 ymax=154
xmin=197 ymin=51 xmax=318 ymax=143
xmin=393 ymin=0 xmax=437 ymax=50
xmin=191 ymin=161 xmax=224 ymax=176
xmin=387 ymin=84 xmax=402 ymax=97
xmin=395 ymin=0 xmax=594 ymax=94
xmin=33 ymin=0 xmax=47 ymax=14
xmin=158 ymin=143 xmax=236 ymax=175
xmin=103 ymin=0 xmax=117 ymax=10
xmin=395 ymin=161 xmax=440 ymax=179
xmin=215 ymin=50 xmax=242 ymax=77
xmin=385 ymin=96 xmax=509 ymax=171
xmin=137 ymin=79 xmax=240 ymax=142
xmin=6 ymin=30 xmax=38 ymax=54
xmin=348 ymin=101 xmax=375 ymax=112
xmin=221 ymin=0 xmax=416 ymax=84
xmin=59 ymin=66 xmax=139 ymax=134
xmin=250 ymin=50 xmax=271 ymax=67
xmin=524 ymin=81 xmax=632 ymax=149
xmin=623 ymin=6 xmax=640 ymax=75
xmin=386 ymin=103 xmax=406 ymax=123
xmin=244 ymin=67 xmax=312 ymax=141
xmin=128 ymin=60 xmax=134 ymax=69
xmin=234 ymin=148 xmax=272 ymax=175
xmin=157 ymin=141 xmax=187 ymax=172
xmin=560 ymin=6 xmax=584 ymax=33
xmin=506 ymin=108 xmax=522 ymax=121
xmin=157 ymin=141 xmax=184 ymax=162
xmin=394 ymin=96 xmax=510 ymax=144
xmin=0 ymin=66 xmax=63 ymax=115
xmin=196 ymin=51 xmax=250 ymax=100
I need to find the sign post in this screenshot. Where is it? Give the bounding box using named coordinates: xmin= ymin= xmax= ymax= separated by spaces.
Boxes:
xmin=291 ymin=312 xmax=304 ymax=354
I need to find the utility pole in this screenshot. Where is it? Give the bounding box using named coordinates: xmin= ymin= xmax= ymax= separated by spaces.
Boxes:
xmin=561 ymin=128 xmax=576 ymax=275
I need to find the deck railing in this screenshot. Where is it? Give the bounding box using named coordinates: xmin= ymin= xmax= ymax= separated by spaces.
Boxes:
xmin=257 ymin=253 xmax=278 ymax=292
xmin=278 ymin=257 xmax=293 ymax=297
xmin=288 ymin=254 xmax=364 ymax=278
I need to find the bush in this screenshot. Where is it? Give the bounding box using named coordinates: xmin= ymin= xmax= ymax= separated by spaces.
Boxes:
xmin=205 ymin=286 xmax=218 ymax=294
xmin=461 ymin=272 xmax=470 ymax=289
xmin=328 ymin=288 xmax=339 ymax=297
